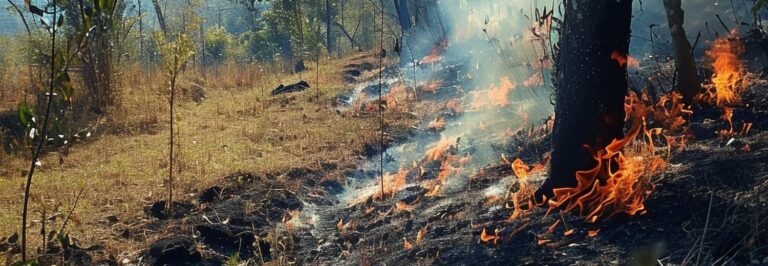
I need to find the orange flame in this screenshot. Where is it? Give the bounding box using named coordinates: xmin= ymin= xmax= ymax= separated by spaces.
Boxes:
xmin=416 ymin=225 xmax=428 ymax=244
xmin=523 ymin=72 xmax=544 ymax=87
xmin=480 ymin=228 xmax=500 ymax=244
xmin=653 ymin=91 xmax=692 ymax=133
xmin=547 ymin=92 xmax=668 ymax=223
xmin=384 ymin=84 xmax=414 ymax=112
xmin=403 ymin=238 xmax=414 ymax=249
xmin=421 ymin=80 xmax=442 ymax=93
xmin=704 ymin=35 xmax=747 ymax=107
xmin=424 ymin=138 xmax=457 ymax=161
xmin=379 ymin=169 xmax=408 ymax=197
xmin=395 ymin=201 xmax=413 ymax=212
xmin=470 ymin=77 xmax=516 ymax=110
xmin=428 ymin=117 xmax=446 ymax=131
xmin=444 ymin=99 xmax=463 ymax=113
xmin=507 ymin=158 xmax=539 ymax=221
xmin=419 ymin=39 xmax=448 ymax=65
xmin=337 ymin=218 xmax=344 ymax=232
xmin=610 ymin=50 xmax=639 ymax=69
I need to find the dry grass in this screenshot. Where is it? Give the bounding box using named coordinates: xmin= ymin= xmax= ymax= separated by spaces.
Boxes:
xmin=0 ymin=52 xmax=402 ymax=256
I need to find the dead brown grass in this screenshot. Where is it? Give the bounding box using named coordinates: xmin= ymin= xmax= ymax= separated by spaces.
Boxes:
xmin=0 ymin=52 xmax=408 ymax=257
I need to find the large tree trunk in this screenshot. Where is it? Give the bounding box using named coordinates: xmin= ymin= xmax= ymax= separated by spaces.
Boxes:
xmin=394 ymin=0 xmax=411 ymax=31
xmin=152 ymin=0 xmax=168 ymax=37
xmin=535 ymin=0 xmax=633 ymax=201
xmin=663 ymin=0 xmax=699 ymax=105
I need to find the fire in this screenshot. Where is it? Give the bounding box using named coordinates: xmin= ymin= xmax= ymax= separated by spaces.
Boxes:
xmin=385 ymin=84 xmax=414 ymax=112
xmin=380 ymin=169 xmax=408 ymax=197
xmin=470 ymin=77 xmax=516 ymax=110
xmin=428 ymin=117 xmax=446 ymax=131
xmin=512 ymin=158 xmax=531 ymax=179
xmin=416 ymin=225 xmax=428 ymax=244
xmin=717 ymin=107 xmax=752 ymax=141
xmin=523 ymin=72 xmax=544 ymax=87
xmin=610 ymin=50 xmax=640 ymax=68
xmin=284 ymin=210 xmax=302 ymax=231
xmin=703 ymin=35 xmax=747 ymax=107
xmin=547 ymin=92 xmax=668 ymax=224
xmin=424 ymin=137 xmax=457 ymax=161
xmin=421 ymin=80 xmax=442 ymax=93
xmin=395 ymin=201 xmax=413 ymax=212
xmin=424 ymin=153 xmax=462 ymax=197
xmin=652 ymin=92 xmax=692 ymax=133
xmin=437 ymin=156 xmax=456 ymax=181
xmin=419 ymin=39 xmax=448 ymax=65
xmin=403 ymin=238 xmax=414 ymax=249
xmin=480 ymin=228 xmax=500 ymax=244
xmin=444 ymin=99 xmax=463 ymax=113
xmin=507 ymin=158 xmax=538 ymax=221
xmin=458 ymin=154 xmax=472 ymax=168
xmin=337 ymin=218 xmax=344 ymax=232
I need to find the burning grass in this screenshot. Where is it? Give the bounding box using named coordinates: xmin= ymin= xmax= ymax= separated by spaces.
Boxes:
xmin=546 ymin=92 xmax=669 ymax=225
xmin=469 ymin=77 xmax=516 ymax=110
xmin=701 ymin=34 xmax=749 ymax=107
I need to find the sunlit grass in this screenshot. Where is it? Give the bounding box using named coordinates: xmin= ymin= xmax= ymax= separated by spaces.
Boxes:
xmin=0 ymin=52 xmax=399 ymax=253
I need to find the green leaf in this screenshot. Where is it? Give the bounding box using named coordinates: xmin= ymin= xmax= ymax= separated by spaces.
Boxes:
xmin=55 ymin=72 xmax=73 ymax=101
xmin=58 ymin=233 xmax=71 ymax=249
xmin=17 ymin=103 xmax=35 ymax=126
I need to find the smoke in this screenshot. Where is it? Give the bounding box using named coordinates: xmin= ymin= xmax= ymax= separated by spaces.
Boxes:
xmin=340 ymin=0 xmax=767 ymax=202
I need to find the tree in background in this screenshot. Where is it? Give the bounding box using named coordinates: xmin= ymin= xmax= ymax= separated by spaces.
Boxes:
xmin=536 ymin=0 xmax=634 ymax=201
xmin=61 ymin=0 xmax=125 ymax=114
xmin=663 ymin=0 xmax=699 ymax=106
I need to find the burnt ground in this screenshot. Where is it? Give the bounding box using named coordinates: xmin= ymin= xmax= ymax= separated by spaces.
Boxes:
xmin=72 ymin=38 xmax=764 ymax=265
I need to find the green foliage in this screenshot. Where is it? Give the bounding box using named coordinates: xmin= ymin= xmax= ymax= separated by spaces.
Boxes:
xmin=156 ymin=32 xmax=196 ymax=78
xmin=226 ymin=252 xmax=241 ymax=266
xmin=205 ymin=26 xmax=235 ymax=65
xmin=755 ymin=0 xmax=768 ymax=13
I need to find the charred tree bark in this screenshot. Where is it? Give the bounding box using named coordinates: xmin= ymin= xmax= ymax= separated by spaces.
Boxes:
xmin=664 ymin=0 xmax=699 ymax=105
xmin=535 ymin=0 xmax=633 ymax=201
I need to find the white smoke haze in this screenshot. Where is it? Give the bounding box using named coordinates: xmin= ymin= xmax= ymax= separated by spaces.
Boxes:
xmin=340 ymin=0 xmax=558 ymax=202
xmin=339 ymin=0 xmax=766 ymax=203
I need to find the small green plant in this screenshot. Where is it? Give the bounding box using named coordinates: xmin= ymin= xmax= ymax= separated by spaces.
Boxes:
xmin=17 ymin=0 xmax=74 ymax=263
xmin=155 ymin=31 xmax=195 ymax=216
xmin=226 ymin=252 xmax=242 ymax=266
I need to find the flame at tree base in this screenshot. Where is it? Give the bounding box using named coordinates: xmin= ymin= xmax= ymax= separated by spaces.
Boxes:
xmin=545 ymin=92 xmax=669 ymax=224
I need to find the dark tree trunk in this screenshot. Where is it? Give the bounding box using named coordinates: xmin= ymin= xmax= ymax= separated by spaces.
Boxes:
xmin=664 ymin=0 xmax=699 ymax=105
xmin=394 ymin=0 xmax=411 ymax=31
xmin=152 ymin=0 xmax=168 ymax=38
xmin=535 ymin=0 xmax=633 ymax=201
xmin=326 ymin=0 xmax=334 ymax=53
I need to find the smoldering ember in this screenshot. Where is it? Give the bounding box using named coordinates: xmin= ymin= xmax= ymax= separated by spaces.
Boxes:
xmin=0 ymin=0 xmax=767 ymax=265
